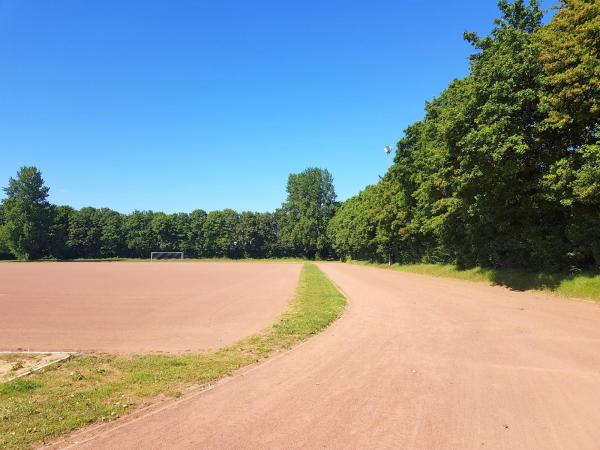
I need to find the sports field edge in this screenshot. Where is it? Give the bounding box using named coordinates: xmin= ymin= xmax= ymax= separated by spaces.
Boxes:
xmin=0 ymin=257 xmax=307 ymax=263
xmin=0 ymin=263 xmax=347 ymax=450
xmin=346 ymin=260 xmax=600 ymax=302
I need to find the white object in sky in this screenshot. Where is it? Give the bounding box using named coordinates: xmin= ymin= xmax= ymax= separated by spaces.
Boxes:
xmin=384 ymin=145 xmax=392 ymax=154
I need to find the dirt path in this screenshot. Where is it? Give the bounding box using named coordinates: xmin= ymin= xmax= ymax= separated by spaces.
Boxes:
xmin=49 ymin=263 xmax=600 ymax=449
xmin=0 ymin=262 xmax=301 ymax=353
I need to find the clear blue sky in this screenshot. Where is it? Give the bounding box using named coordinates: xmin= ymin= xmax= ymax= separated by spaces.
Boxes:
xmin=0 ymin=0 xmax=556 ymax=213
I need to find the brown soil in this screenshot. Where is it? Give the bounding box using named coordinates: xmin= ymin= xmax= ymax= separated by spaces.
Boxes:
xmin=0 ymin=352 xmax=70 ymax=382
xmin=0 ymin=262 xmax=301 ymax=354
xmin=49 ymin=262 xmax=600 ymax=450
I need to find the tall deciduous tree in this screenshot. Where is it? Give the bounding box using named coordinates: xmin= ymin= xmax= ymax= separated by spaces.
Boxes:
xmin=47 ymin=205 xmax=74 ymax=259
xmin=448 ymin=0 xmax=552 ymax=268
xmin=188 ymin=209 xmax=207 ymax=257
xmin=67 ymin=207 xmax=103 ymax=258
xmin=0 ymin=203 xmax=13 ymax=258
xmin=328 ymin=0 xmax=600 ymax=271
xmin=203 ymin=209 xmax=241 ymax=258
xmin=126 ymin=211 xmax=157 ymax=257
xmin=538 ymin=0 xmax=600 ymax=268
xmin=281 ymin=168 xmax=337 ymax=259
xmin=1 ymin=167 xmax=52 ymax=260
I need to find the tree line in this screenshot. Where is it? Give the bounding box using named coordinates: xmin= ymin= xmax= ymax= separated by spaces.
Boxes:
xmin=329 ymin=0 xmax=600 ymax=272
xmin=0 ymin=167 xmax=338 ymax=260
xmin=2 ymin=1 xmax=598 ymax=272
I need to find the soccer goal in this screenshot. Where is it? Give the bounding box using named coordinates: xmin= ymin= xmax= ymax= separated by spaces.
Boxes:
xmin=150 ymin=251 xmax=184 ymax=261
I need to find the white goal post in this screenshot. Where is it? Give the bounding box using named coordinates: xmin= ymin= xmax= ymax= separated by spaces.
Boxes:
xmin=150 ymin=252 xmax=184 ymax=261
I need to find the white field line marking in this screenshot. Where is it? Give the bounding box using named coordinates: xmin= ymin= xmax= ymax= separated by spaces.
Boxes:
xmin=0 ymin=351 xmax=75 ymax=355
xmin=1 ymin=351 xmax=78 ymax=383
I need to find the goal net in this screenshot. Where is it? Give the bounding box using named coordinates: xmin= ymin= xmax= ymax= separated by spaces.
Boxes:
xmin=150 ymin=252 xmax=184 ymax=261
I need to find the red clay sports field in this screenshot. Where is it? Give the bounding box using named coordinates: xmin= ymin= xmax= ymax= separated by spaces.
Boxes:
xmin=0 ymin=262 xmax=301 ymax=354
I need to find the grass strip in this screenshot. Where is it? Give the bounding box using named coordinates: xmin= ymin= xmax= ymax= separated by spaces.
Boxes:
xmin=349 ymin=260 xmax=600 ymax=302
xmin=0 ymin=263 xmax=346 ymax=449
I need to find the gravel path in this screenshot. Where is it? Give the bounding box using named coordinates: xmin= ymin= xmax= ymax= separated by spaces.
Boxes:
xmin=48 ymin=262 xmax=600 ymax=449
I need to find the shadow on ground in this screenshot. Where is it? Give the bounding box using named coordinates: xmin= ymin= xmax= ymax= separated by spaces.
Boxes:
xmin=484 ymin=269 xmax=569 ymax=291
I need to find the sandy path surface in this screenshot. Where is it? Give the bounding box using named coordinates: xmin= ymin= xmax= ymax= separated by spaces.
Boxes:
xmin=0 ymin=262 xmax=301 ymax=353
xmin=49 ymin=263 xmax=600 ymax=449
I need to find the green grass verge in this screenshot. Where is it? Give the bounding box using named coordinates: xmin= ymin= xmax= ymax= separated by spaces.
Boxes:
xmin=0 ymin=263 xmax=346 ymax=449
xmin=349 ymin=261 xmax=600 ymax=302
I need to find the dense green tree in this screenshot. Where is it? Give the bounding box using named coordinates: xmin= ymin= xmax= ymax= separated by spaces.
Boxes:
xmin=260 ymin=212 xmax=285 ymax=258
xmin=126 ymin=211 xmax=158 ymax=257
xmin=445 ymin=0 xmax=558 ymax=269
xmin=0 ymin=203 xmax=13 ymax=259
xmin=537 ymin=0 xmax=600 ymax=268
xmin=0 ymin=165 xmax=339 ymax=261
xmin=236 ymin=212 xmax=279 ymax=258
xmin=151 ymin=212 xmax=175 ymax=251
xmin=329 ymin=186 xmax=377 ymax=261
xmin=62 ymin=207 xmax=125 ymax=258
xmin=67 ymin=207 xmax=103 ymax=258
xmin=47 ymin=205 xmax=74 ymax=259
xmin=3 ymin=2 xmax=597 ymax=270
xmin=238 ymin=212 xmax=262 ymax=258
xmin=329 ymin=177 xmax=412 ymax=263
xmin=329 ymin=0 xmax=599 ymax=272
xmin=188 ymin=209 xmax=207 ymax=257
xmin=203 ymin=209 xmax=241 ymax=258
xmin=271 ymin=208 xmax=291 ymax=257
xmin=416 ymin=0 xmax=563 ymax=269
xmin=537 ymin=0 xmax=600 ymax=137
xmin=147 ymin=212 xmax=193 ymax=254
xmin=1 ymin=166 xmax=52 ymax=260
xmin=169 ymin=213 xmax=193 ymax=255
xmin=281 ymin=168 xmax=338 ymax=259
xmin=99 ymin=209 xmax=126 ymax=257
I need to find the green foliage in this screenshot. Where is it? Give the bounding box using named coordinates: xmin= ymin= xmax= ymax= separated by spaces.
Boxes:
xmin=537 ymin=0 xmax=600 ymax=269
xmin=281 ymin=168 xmax=338 ymax=259
xmin=445 ymin=0 xmax=551 ymax=268
xmin=328 ymin=188 xmax=376 ymax=260
xmin=203 ymin=209 xmax=242 ymax=258
xmin=47 ymin=205 xmax=74 ymax=259
xmin=67 ymin=207 xmax=126 ymax=258
xmin=188 ymin=209 xmax=207 ymax=256
xmin=0 ymin=164 xmax=343 ymax=261
xmin=125 ymin=210 xmax=158 ymax=257
xmin=3 ymin=2 xmax=598 ymax=269
xmin=238 ymin=211 xmax=279 ymax=258
xmin=1 ymin=166 xmax=52 ymax=260
xmin=100 ymin=209 xmax=126 ymax=257
xmin=537 ymin=0 xmax=600 ymax=134
xmin=329 ymin=0 xmax=600 ymax=272
xmin=329 ymin=179 xmax=409 ymax=263
xmin=0 ymin=203 xmax=13 ymax=258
